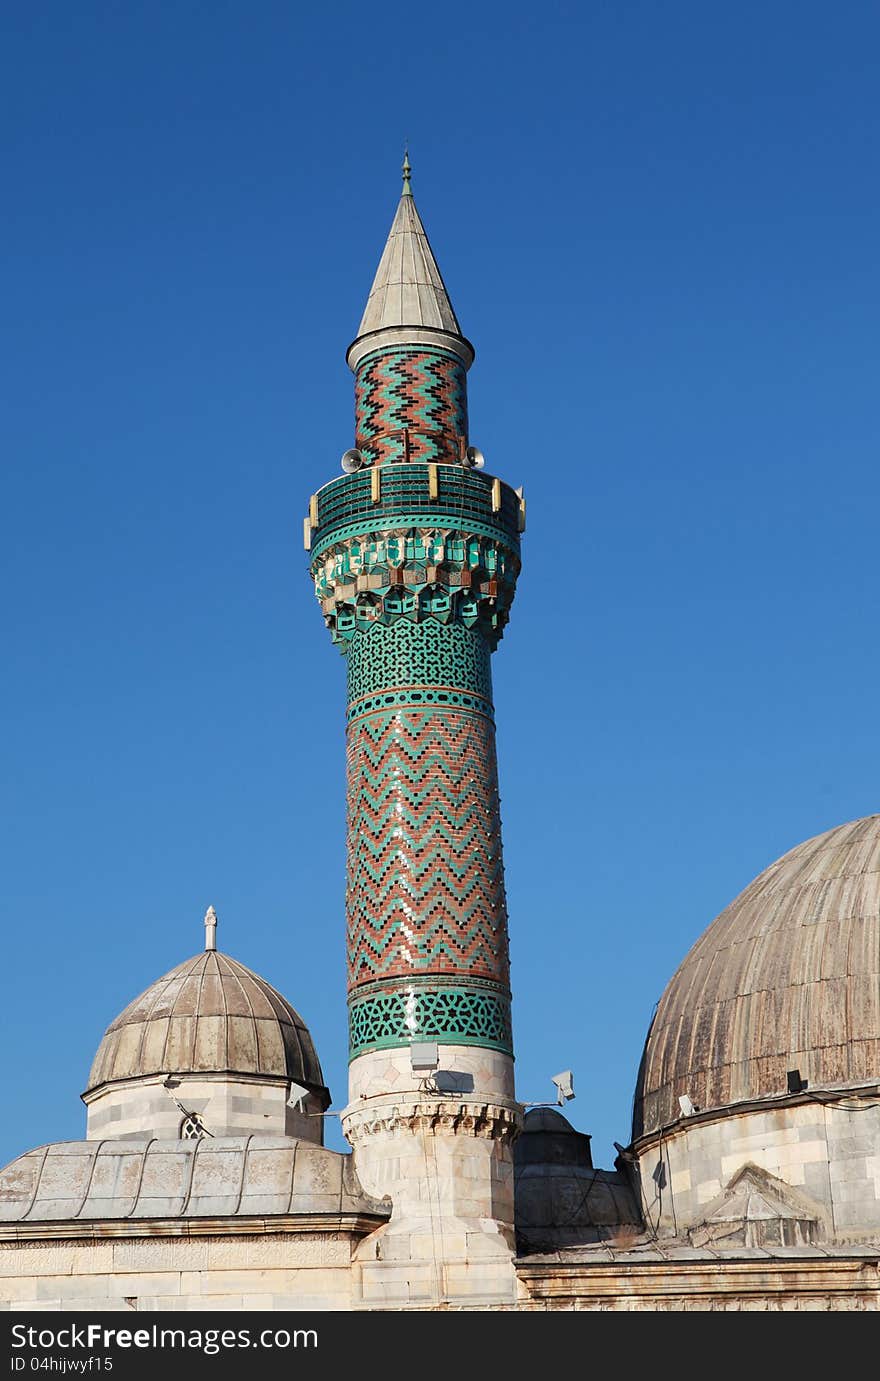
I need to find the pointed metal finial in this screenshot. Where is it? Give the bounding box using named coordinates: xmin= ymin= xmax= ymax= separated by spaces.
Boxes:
xmin=204 ymin=905 xmax=217 ymax=952
xmin=402 ymin=147 xmax=412 ymax=196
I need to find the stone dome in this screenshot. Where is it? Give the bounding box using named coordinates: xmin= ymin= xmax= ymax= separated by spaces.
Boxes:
xmin=86 ymin=950 xmax=327 ymax=1099
xmin=514 ymin=1107 xmax=642 ymax=1251
xmin=522 ymin=1107 xmax=580 ymax=1135
xmin=633 ymin=815 xmax=880 ymax=1141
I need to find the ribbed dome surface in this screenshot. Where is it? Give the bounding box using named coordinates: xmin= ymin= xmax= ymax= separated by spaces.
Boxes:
xmin=633 ymin=816 xmax=880 ymax=1140
xmin=87 ymin=951 xmax=325 ymax=1094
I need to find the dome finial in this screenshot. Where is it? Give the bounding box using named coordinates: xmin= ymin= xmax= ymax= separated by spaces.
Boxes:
xmin=402 ymin=146 xmax=412 ymax=197
xmin=204 ymin=905 xmax=217 ymax=952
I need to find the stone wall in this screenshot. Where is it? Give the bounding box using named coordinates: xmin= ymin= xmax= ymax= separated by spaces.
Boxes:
xmin=515 ymin=1255 xmax=880 ymax=1310
xmin=3 ymin=1230 xmax=878 ymax=1311
xmin=0 ymin=1232 xmax=357 ymax=1311
xmin=634 ymin=1100 xmax=880 ymax=1240
xmin=84 ymin=1074 xmax=323 ymax=1143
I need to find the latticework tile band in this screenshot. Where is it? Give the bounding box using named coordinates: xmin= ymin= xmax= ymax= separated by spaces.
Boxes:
xmin=349 ymin=984 xmax=512 ymax=1057
xmin=347 ymin=620 xmax=492 ymax=705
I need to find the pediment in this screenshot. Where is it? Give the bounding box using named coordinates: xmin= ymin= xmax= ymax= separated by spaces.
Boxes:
xmin=690 ymin=1162 xmax=822 ymax=1248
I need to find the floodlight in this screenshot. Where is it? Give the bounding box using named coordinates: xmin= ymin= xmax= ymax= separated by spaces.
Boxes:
xmin=552 ymin=1070 xmax=575 ymax=1104
xmin=287 ymin=1081 xmax=309 ymax=1111
xmin=678 ymin=1094 xmax=698 ymax=1117
xmin=410 ymin=1041 xmax=439 ymax=1073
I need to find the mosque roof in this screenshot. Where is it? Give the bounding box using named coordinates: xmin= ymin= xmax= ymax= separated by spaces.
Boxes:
xmin=85 ymin=949 xmax=326 ymax=1098
xmin=0 ymin=1137 xmax=389 ymax=1228
xmin=633 ymin=815 xmax=880 ymax=1140
xmin=516 ymin=1239 xmax=880 ymax=1267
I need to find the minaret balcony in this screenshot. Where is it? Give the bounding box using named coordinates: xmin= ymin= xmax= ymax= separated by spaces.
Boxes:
xmin=306 ymin=463 xmax=523 ymax=558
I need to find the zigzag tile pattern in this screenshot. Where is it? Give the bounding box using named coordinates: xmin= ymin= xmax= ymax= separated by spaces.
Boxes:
xmin=355 ymin=347 xmax=467 ymax=465
xmin=345 ymin=707 xmax=510 ymax=994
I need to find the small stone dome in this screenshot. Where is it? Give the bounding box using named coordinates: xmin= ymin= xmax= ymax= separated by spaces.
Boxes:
xmin=515 ymin=1108 xmax=642 ymax=1251
xmin=521 ymin=1107 xmax=578 ymax=1135
xmin=633 ymin=815 xmax=880 ymax=1140
xmin=86 ymin=950 xmax=326 ymax=1098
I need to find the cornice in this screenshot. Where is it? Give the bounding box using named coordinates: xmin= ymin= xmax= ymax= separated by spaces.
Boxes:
xmin=342 ymin=1098 xmax=522 ymax=1144
xmin=0 ymin=1213 xmax=387 ymax=1244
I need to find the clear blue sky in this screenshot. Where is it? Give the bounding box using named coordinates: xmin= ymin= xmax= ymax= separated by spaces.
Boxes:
xmin=2 ymin=2 xmax=879 ymax=1169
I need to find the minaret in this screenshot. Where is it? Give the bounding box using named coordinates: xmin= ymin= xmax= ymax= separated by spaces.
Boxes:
xmin=306 ymin=159 xmax=525 ymax=1305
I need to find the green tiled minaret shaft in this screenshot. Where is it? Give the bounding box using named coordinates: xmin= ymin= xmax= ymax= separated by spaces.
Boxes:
xmin=306 ymin=158 xmax=525 ymax=1068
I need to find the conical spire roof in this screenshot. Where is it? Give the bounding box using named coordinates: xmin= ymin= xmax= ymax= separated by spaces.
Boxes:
xmin=348 ymin=158 xmax=473 ymax=369
xmin=356 ymin=191 xmax=462 ymax=337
